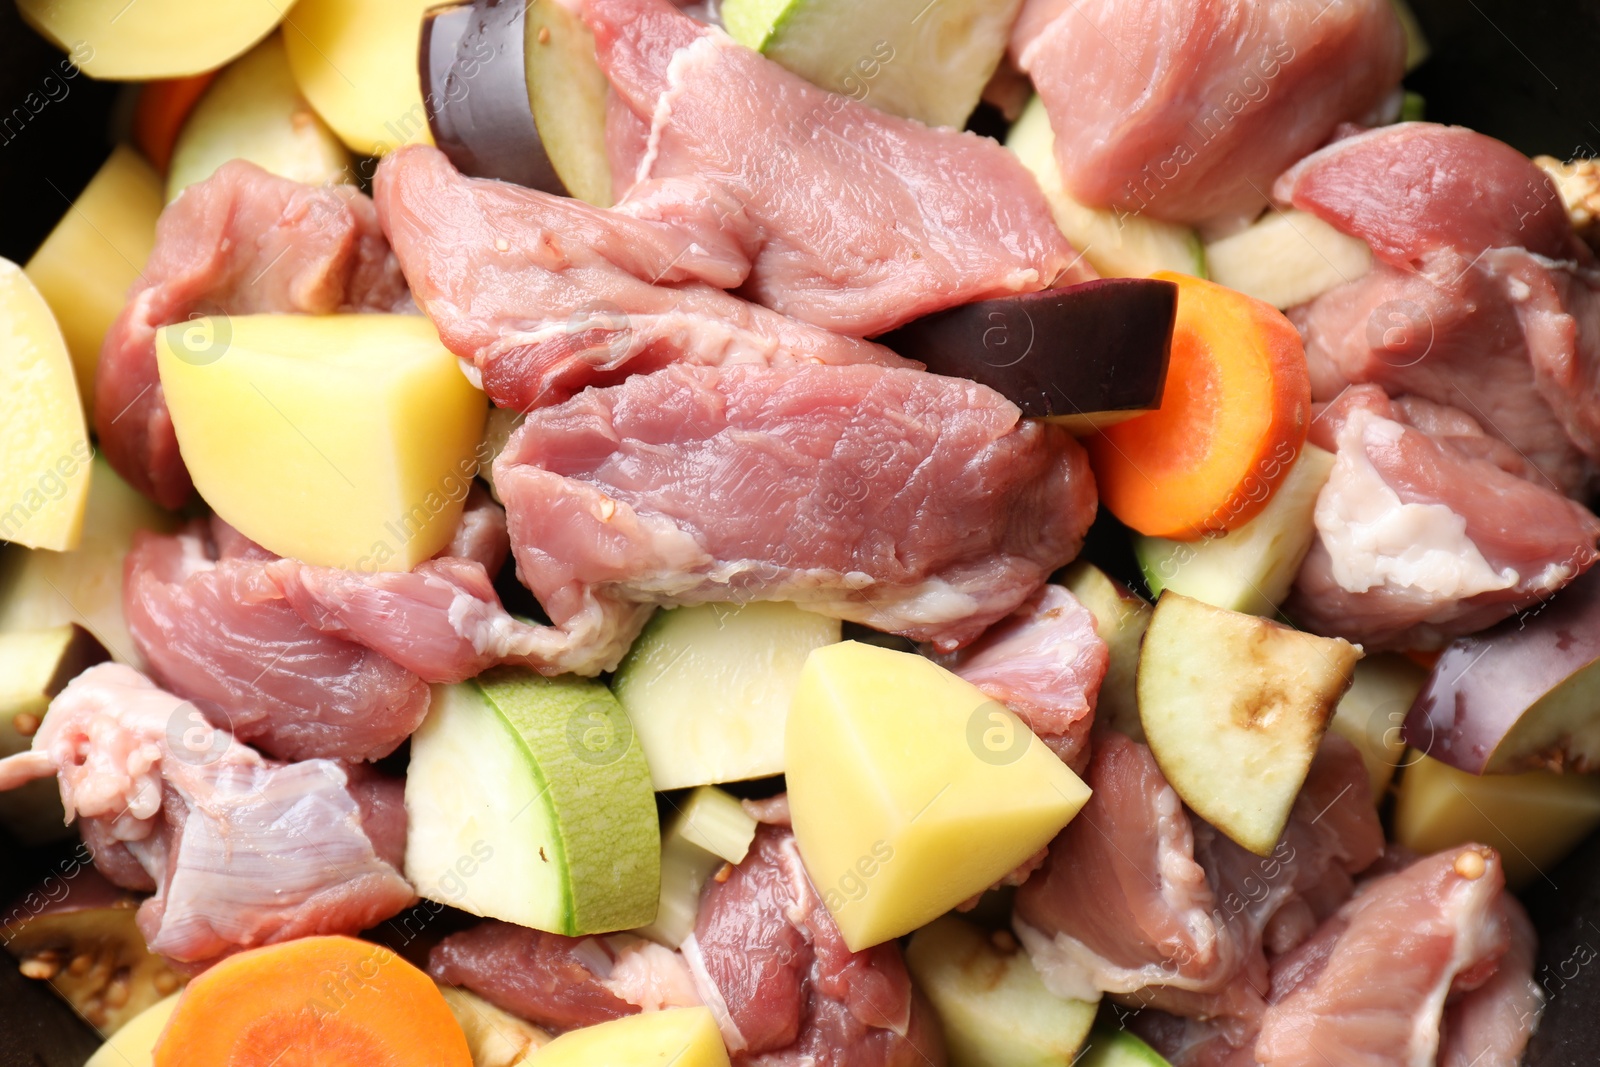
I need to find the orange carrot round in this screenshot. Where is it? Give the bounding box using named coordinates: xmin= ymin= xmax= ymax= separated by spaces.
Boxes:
xmin=1086 ymin=271 xmax=1311 ymax=540
xmin=152 ymin=936 xmax=471 ymax=1067
xmin=133 ymin=73 xmax=217 ymax=175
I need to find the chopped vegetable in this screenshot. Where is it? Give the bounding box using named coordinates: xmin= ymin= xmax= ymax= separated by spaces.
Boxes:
xmin=1136 ymin=443 xmax=1335 ymax=616
xmin=1007 ymin=96 xmax=1206 ymax=280
xmin=1077 ymin=1027 xmax=1174 ymax=1066
xmin=1061 ymin=562 xmax=1151 ymax=742
xmin=166 ymin=34 xmax=351 ymax=201
xmin=283 ymin=0 xmax=438 ymax=155
xmin=438 ymin=986 xmax=552 ymax=1067
xmin=526 ymin=1005 xmax=729 ymax=1067
xmin=0 ymin=624 xmax=109 ymax=842
xmin=1329 ymin=654 xmax=1427 ymax=800
xmin=151 ymin=936 xmax=472 ymax=1066
xmin=84 ymin=993 xmax=179 ymax=1067
xmin=0 ymin=257 xmax=91 ymax=552
xmin=1087 ymin=271 xmax=1311 ymax=540
xmin=405 ymin=670 xmax=660 ymax=936
xmin=637 ymin=786 xmax=755 ymax=947
xmin=723 ymin=0 xmax=1022 ymax=129
xmin=524 ymin=0 xmax=614 ymax=206
xmin=24 ymin=145 xmax=163 ymax=411
xmin=15 ymin=0 xmax=284 ymax=79
xmin=786 ymin=641 xmax=1089 ymax=951
xmin=1139 ymin=593 xmax=1360 ymax=855
xmin=133 ymin=74 xmax=218 ymax=174
xmin=669 ymin=785 xmax=759 ymax=865
xmin=905 ymin=915 xmax=1099 ymax=1067
xmin=155 ymin=313 xmax=486 ymax=571
xmin=1395 ymin=753 xmax=1600 ymax=889
xmin=613 ymin=602 xmax=841 ymax=789
xmin=1204 ymin=210 xmax=1373 ymax=310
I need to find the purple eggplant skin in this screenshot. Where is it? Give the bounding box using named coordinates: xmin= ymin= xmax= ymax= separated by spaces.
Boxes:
xmin=875 ymin=278 xmax=1177 ymax=430
xmin=420 ymin=0 xmax=568 ymax=194
xmin=1403 ymin=566 xmax=1600 ymax=774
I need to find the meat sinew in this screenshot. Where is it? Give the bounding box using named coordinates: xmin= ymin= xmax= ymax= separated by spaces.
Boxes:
xmin=1279 ymin=123 xmax=1600 ymax=494
xmin=374 ymin=144 xmax=907 ymax=413
xmin=1009 ymin=0 xmax=1406 ymax=228
xmin=491 ymin=362 xmax=1098 ymax=674
xmin=1288 ymin=385 xmax=1600 ymax=650
xmin=0 ymin=664 xmax=415 ymax=968
xmin=938 ymin=583 xmax=1108 ymax=773
xmin=583 ymin=0 xmax=1086 ymax=336
xmin=685 ymin=823 xmax=946 ymax=1066
xmin=96 ymin=161 xmax=411 ymax=508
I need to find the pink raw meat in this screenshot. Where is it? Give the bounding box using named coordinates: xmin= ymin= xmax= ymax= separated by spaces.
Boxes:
xmin=584 ymin=0 xmax=1086 ymax=336
xmin=492 ymin=362 xmax=1098 ymax=674
xmin=96 ymin=161 xmax=410 ymax=508
xmin=1009 ymin=0 xmax=1405 ymax=227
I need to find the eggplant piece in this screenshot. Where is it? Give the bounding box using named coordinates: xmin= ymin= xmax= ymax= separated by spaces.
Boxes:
xmin=420 ymin=0 xmax=612 ymax=205
xmin=4 ymin=867 xmax=183 ymax=1036
xmin=1403 ymin=567 xmax=1600 ymax=774
xmin=875 ymin=278 xmax=1176 ymax=434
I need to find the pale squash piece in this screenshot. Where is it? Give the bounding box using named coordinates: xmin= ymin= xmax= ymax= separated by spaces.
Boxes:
xmin=521 ymin=1007 xmax=728 ymax=1067
xmin=17 ymin=0 xmax=284 ymax=79
xmin=25 ymin=145 xmax=162 ymax=412
xmin=166 ymin=34 xmax=352 ymax=201
xmin=283 ymin=0 xmax=439 ymax=155
xmin=156 ymin=314 xmax=486 ymax=571
xmin=906 ymin=916 xmax=1099 ymax=1067
xmin=1138 ymin=593 xmax=1360 ymax=855
xmin=0 ymin=258 xmax=91 ymax=551
xmin=786 ymin=642 xmax=1090 ymax=952
xmin=1395 ymin=753 xmax=1600 ymax=890
xmin=84 ymin=993 xmax=181 ymax=1067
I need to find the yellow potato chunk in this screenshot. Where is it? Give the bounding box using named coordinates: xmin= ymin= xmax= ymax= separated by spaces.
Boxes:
xmin=786 ymin=642 xmax=1090 ymax=952
xmin=17 ymin=0 xmax=284 ymax=79
xmin=85 ymin=993 xmax=180 ymax=1067
xmin=25 ymin=145 xmax=162 ymax=413
xmin=525 ymin=1006 xmax=729 ymax=1067
xmin=156 ymin=314 xmax=486 ymax=571
xmin=1395 ymin=752 xmax=1600 ymax=890
xmin=283 ymin=0 xmax=439 ymax=155
xmin=0 ymin=258 xmax=91 ymax=551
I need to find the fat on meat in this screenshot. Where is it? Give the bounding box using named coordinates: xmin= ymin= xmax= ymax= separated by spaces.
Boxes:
xmin=1008 ymin=0 xmax=1405 ymax=228
xmin=491 ymin=363 xmax=1098 ymax=674
xmin=686 ymin=824 xmax=945 ymax=1066
xmin=96 ymin=161 xmax=410 ymax=508
xmin=938 ymin=583 xmax=1108 ymax=773
xmin=124 ymin=487 xmax=533 ymax=761
xmin=374 ymin=145 xmax=905 ymax=413
xmin=1438 ymin=896 xmax=1544 ymax=1067
xmin=0 ymin=664 xmax=414 ymax=968
xmin=1279 ymin=123 xmax=1600 ymax=494
xmin=583 ymin=0 xmax=1087 ymax=337
xmin=1287 ymin=385 xmax=1600 ymax=650
xmin=1015 ymin=732 xmax=1381 ymax=1036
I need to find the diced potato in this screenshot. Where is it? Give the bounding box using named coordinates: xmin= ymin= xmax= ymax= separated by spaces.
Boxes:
xmin=25 ymin=145 xmax=162 ymax=412
xmin=0 ymin=625 xmax=110 ymax=843
xmin=440 ymin=987 xmax=552 ymax=1067
xmin=1329 ymin=654 xmax=1427 ymax=801
xmin=167 ymin=34 xmax=352 ymax=201
xmin=906 ymin=916 xmax=1099 ymax=1067
xmin=156 ymin=314 xmax=486 ymax=571
xmin=0 ymin=454 xmax=176 ymax=664
xmin=786 ymin=642 xmax=1090 ymax=951
xmin=521 ymin=1006 xmax=728 ymax=1067
xmin=84 ymin=993 xmax=181 ymax=1067
xmin=0 ymin=258 xmax=92 ymax=551
xmin=283 ymin=0 xmax=439 ymax=155
xmin=16 ymin=0 xmax=284 ymax=79
xmin=613 ymin=602 xmax=842 ymax=789
xmin=1139 ymin=594 xmax=1360 ymax=855
xmin=1395 ymin=753 xmax=1600 ymax=890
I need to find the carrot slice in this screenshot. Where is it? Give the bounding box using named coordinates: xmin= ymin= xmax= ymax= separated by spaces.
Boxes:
xmin=1085 ymin=271 xmax=1311 ymax=540
xmin=133 ymin=73 xmax=217 ymax=175
xmin=152 ymin=936 xmax=471 ymax=1067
